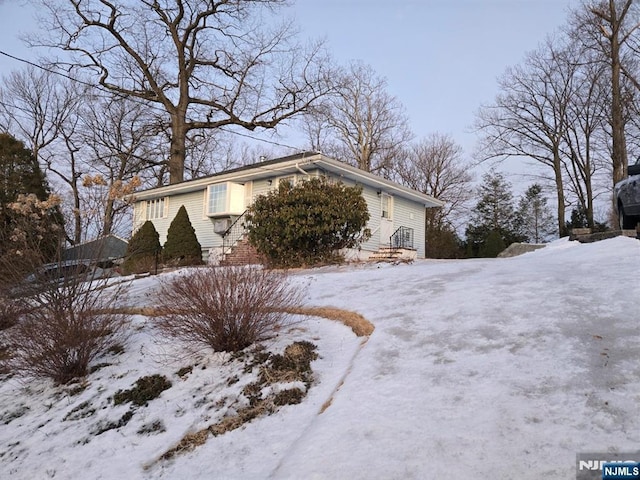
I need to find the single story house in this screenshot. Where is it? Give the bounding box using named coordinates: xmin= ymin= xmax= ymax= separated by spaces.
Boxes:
xmin=131 ymin=152 xmax=444 ymax=262
xmin=62 ymin=234 xmax=128 ymax=264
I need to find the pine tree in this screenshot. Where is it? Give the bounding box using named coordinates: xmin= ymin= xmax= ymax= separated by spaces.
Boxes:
xmin=163 ymin=205 xmax=202 ymax=265
xmin=122 ymin=220 xmax=161 ymax=274
xmin=479 ymin=229 xmax=506 ymax=258
xmin=0 ymin=133 xmax=63 ymax=264
xmin=465 ymin=171 xmax=525 ymax=257
xmin=516 ymin=184 xmax=556 ymax=243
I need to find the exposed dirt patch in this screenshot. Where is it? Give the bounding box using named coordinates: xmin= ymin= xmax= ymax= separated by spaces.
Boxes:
xmin=113 ymin=375 xmax=172 ymax=407
xmin=158 ymin=341 xmax=318 ymax=463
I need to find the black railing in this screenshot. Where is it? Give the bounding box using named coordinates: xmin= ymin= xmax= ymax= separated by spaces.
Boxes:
xmin=390 ymin=226 xmax=414 ymax=250
xmin=221 ymin=210 xmax=250 ymax=257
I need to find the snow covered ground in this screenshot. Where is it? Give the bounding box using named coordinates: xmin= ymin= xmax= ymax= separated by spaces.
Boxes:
xmin=1 ymin=236 xmax=639 ymax=479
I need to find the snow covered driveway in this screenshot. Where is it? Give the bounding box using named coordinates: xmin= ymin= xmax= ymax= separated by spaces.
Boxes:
xmin=272 ymin=237 xmax=640 ymax=479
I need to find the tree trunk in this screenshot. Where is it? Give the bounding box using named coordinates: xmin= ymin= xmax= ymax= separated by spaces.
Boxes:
xmin=610 ymin=32 xmax=627 ymax=186
xmin=554 ymin=152 xmax=567 ymax=236
xmin=169 ymin=115 xmax=187 ymax=184
xmin=102 ymin=197 xmax=114 ymax=237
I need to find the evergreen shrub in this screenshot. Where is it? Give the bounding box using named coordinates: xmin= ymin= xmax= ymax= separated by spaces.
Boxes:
xmin=246 ymin=178 xmax=370 ymax=267
xmin=163 ymin=206 xmax=202 ymax=266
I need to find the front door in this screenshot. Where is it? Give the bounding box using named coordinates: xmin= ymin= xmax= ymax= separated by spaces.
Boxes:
xmin=380 ymin=193 xmax=394 ymax=247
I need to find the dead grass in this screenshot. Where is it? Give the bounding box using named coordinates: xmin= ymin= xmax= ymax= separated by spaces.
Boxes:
xmin=157 ymin=341 xmax=316 ymax=464
xmin=116 ymin=305 xmax=375 ymax=338
xmin=285 ymin=306 xmax=374 ymax=337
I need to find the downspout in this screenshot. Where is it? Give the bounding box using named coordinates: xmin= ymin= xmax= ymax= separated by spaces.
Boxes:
xmin=295 ymin=163 xmax=310 ymax=176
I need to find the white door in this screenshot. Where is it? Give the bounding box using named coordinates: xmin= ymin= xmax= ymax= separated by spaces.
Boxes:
xmin=379 ymin=194 xmax=394 ymax=247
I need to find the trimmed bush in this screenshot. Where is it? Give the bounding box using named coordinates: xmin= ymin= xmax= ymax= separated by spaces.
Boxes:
xmin=123 ymin=221 xmax=161 ymax=274
xmin=156 ymin=266 xmax=304 ymax=352
xmin=246 ymin=178 xmax=371 ymax=268
xmin=163 ymin=205 xmax=202 ymax=266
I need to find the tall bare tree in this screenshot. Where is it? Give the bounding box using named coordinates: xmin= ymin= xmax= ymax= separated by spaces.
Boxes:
xmin=587 ymin=0 xmax=638 ymax=186
xmin=0 ymin=67 xmax=76 ymax=173
xmin=393 ymin=134 xmax=472 ymax=257
xmin=394 ymin=134 xmax=472 ymax=228
xmin=475 ymin=37 xmax=574 ymax=236
xmin=33 ymin=0 xmax=335 ymax=184
xmin=0 ymin=68 xmax=88 ymax=243
xmin=79 ymin=93 xmax=162 ymax=237
xmin=560 ymin=41 xmax=611 ymax=226
xmin=303 ymin=61 xmax=412 ymax=175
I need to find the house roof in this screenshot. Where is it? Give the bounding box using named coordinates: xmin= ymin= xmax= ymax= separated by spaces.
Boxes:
xmin=132 ymin=152 xmax=444 ymax=208
xmin=62 ymin=234 xmax=129 ymax=261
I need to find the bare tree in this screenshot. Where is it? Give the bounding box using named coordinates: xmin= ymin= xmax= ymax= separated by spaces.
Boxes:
xmin=0 ymin=67 xmax=73 ymax=165
xmin=303 ymin=61 xmax=412 ymax=175
xmin=560 ymin=42 xmax=611 ymax=227
xmin=394 ymin=134 xmax=473 ymax=229
xmin=475 ymin=37 xmax=575 ymax=236
xmin=588 ymin=0 xmax=638 ymax=186
xmin=79 ymin=93 xmax=162 ymax=237
xmin=392 ymin=134 xmax=472 ymax=257
xmin=0 ymin=68 xmax=90 ymax=243
xmin=33 ymin=0 xmax=335 ymax=184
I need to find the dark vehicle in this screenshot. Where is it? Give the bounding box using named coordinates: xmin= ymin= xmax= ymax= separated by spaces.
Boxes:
xmin=614 ymin=161 xmax=640 ymax=229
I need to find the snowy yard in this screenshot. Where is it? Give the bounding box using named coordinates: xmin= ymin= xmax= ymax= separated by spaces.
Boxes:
xmin=1 ymin=236 xmax=639 ymax=479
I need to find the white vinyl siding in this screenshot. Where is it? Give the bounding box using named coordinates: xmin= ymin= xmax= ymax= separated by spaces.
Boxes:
xmin=146 ymin=190 xmax=222 ymax=256
xmin=393 ymin=196 xmax=426 ymax=258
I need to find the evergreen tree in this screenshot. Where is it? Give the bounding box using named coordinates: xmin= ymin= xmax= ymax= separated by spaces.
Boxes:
xmin=0 ymin=133 xmax=63 ymax=264
xmin=122 ymin=221 xmax=161 ymax=274
xmin=465 ymin=171 xmax=525 ymax=257
xmin=516 ymin=184 xmax=556 ymax=243
xmin=565 ymin=206 xmax=608 ymax=233
xmin=163 ymin=205 xmax=202 ymax=265
xmin=479 ymin=229 xmax=506 ymax=258
xmin=425 ymin=222 xmax=465 ymax=259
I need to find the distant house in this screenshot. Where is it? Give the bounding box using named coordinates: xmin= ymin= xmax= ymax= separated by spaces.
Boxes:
xmin=131 ymin=152 xmax=443 ymax=263
xmin=62 ymin=234 xmax=128 ymax=264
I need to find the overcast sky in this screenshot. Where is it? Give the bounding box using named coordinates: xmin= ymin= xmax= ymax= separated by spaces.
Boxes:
xmin=0 ymin=0 xmax=579 ymax=164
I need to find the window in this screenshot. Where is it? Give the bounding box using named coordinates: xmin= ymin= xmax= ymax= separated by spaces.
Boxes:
xmin=381 ymin=194 xmax=392 ymax=219
xmin=146 ymin=197 xmax=167 ymax=219
xmin=206 ymin=182 xmax=245 ymax=216
xmin=207 ymin=183 xmax=227 ymax=215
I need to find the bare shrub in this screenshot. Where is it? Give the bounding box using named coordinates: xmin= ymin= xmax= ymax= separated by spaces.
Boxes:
xmin=0 ymin=294 xmax=22 ymax=330
xmin=0 ymin=192 xmax=130 ymax=384
xmin=156 ymin=266 xmax=304 ymax=352
xmin=5 ymin=271 xmax=129 ymax=384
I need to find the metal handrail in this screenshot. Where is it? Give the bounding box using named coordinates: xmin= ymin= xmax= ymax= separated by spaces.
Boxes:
xmin=221 ymin=210 xmax=250 ymax=257
xmin=390 ymin=226 xmax=414 ymax=250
